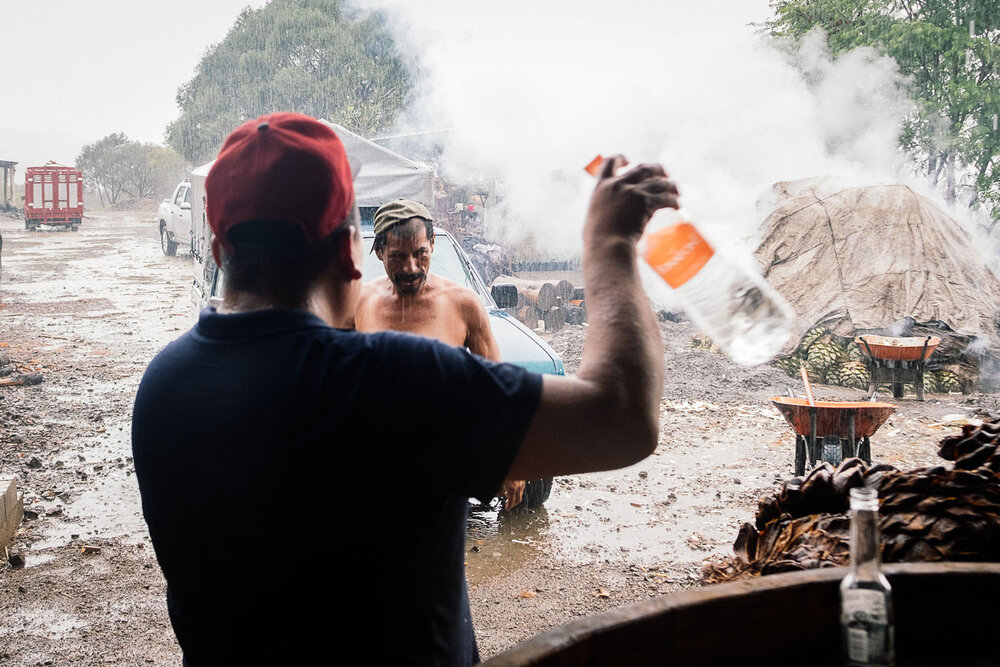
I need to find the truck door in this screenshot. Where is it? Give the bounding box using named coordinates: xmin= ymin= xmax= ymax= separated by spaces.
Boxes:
xmin=171 ymin=185 xmax=192 ymax=242
xmin=180 ymin=186 xmax=193 ymax=240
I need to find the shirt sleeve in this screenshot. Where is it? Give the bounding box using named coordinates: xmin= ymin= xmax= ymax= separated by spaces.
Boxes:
xmin=372 ymin=333 xmax=543 ymax=502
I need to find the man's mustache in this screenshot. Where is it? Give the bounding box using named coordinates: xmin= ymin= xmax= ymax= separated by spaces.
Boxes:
xmin=392 ymin=271 xmax=426 ymax=283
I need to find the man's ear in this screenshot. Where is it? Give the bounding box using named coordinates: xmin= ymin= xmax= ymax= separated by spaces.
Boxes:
xmin=374 ymin=244 xmax=385 ymax=261
xmin=210 ymin=235 xmax=223 ymax=267
xmin=339 ymin=227 xmax=363 ymax=280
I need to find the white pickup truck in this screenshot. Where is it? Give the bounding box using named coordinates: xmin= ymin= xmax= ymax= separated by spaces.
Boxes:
xmin=158 ymin=180 xmax=193 ymax=256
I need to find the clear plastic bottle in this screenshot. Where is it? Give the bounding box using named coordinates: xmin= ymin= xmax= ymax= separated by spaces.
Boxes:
xmin=840 ymin=486 xmax=895 ymax=667
xmin=639 ymin=210 xmax=795 ymax=366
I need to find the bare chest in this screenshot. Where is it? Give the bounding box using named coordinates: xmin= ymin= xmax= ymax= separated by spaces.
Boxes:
xmin=360 ymin=297 xmax=468 ymax=347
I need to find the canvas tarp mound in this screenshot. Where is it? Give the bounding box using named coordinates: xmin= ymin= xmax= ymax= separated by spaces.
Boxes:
xmin=755 ymin=179 xmax=1000 ymax=353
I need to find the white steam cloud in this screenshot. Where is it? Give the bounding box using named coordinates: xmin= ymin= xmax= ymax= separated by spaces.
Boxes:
xmin=359 ymin=1 xmax=923 ymax=260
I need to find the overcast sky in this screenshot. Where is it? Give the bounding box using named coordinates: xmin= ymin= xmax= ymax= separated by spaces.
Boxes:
xmin=0 ymin=1 xmax=267 ymax=179
xmin=0 ymin=1 xmax=775 ymax=183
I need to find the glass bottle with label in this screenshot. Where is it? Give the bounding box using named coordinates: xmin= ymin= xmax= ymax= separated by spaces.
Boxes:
xmin=840 ymin=486 xmax=895 ymax=666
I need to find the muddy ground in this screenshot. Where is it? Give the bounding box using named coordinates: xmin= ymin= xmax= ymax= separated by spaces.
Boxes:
xmin=1 ymin=210 xmax=997 ymax=665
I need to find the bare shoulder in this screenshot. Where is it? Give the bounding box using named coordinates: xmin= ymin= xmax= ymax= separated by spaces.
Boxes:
xmin=360 ymin=276 xmax=392 ymax=300
xmin=427 ymin=273 xmax=482 ymax=307
xmin=355 ymin=278 xmax=390 ymax=330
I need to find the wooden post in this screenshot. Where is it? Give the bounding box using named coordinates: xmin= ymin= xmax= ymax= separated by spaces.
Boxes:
xmin=0 ymin=478 xmax=23 ymax=549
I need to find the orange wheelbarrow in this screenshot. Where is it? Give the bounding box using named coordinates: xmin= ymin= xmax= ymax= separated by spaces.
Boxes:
xmin=856 ymin=335 xmax=940 ymax=401
xmin=771 ymin=396 xmax=896 ymax=475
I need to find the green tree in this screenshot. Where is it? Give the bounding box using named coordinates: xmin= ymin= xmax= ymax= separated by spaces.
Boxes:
xmin=147 ymin=147 xmax=190 ymax=199
xmin=76 ymin=133 xmax=132 ymax=206
xmin=76 ymin=135 xmax=188 ymax=205
xmin=166 ymin=0 xmax=411 ymax=164
xmin=766 ymin=0 xmax=1000 ymax=220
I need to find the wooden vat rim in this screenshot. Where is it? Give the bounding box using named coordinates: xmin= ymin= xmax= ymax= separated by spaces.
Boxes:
xmin=482 ymin=562 xmax=1000 ymax=666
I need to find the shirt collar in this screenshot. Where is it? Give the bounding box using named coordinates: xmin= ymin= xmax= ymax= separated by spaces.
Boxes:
xmin=195 ymin=307 xmax=329 ymax=339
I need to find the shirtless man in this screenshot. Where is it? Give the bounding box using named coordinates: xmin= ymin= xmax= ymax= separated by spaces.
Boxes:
xmin=354 ymin=199 xmax=524 ymax=508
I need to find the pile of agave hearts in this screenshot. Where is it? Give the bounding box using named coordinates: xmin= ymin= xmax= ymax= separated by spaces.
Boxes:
xmin=703 ymin=420 xmax=1000 ymax=583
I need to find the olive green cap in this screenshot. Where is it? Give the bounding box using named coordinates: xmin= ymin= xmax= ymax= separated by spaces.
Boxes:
xmin=373 ymin=199 xmax=433 ymax=236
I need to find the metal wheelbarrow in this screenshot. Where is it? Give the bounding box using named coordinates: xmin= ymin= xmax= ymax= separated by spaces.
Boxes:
xmin=771 ymin=396 xmax=896 ymax=475
xmin=856 ymin=334 xmax=940 ymax=401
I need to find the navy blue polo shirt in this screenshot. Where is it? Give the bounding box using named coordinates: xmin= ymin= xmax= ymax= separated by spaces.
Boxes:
xmin=132 ymin=308 xmax=542 ymax=665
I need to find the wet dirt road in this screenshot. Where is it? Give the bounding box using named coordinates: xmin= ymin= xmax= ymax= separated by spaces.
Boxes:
xmin=1 ymin=210 xmax=996 ymax=664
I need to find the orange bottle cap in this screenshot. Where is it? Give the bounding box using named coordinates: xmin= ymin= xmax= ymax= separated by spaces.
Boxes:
xmin=583 ymin=155 xmax=604 ymax=176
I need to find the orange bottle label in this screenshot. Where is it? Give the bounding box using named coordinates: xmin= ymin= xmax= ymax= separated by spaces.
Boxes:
xmin=643 ymin=222 xmax=714 ymax=288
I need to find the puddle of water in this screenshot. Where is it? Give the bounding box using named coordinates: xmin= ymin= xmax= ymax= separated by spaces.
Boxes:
xmin=465 ymin=422 xmax=786 ymax=577
xmin=465 ymin=501 xmax=551 ymax=586
xmin=0 ymin=609 xmax=88 ymax=640
xmin=24 ymin=552 xmax=56 ymax=568
xmin=30 ymin=425 xmax=148 ymax=549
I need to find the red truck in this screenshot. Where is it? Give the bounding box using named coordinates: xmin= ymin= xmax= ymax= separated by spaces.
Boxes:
xmin=23 ymin=162 xmax=84 ymax=231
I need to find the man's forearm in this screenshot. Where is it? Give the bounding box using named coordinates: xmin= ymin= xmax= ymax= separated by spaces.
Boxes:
xmin=578 ymin=237 xmax=663 ymax=449
xmin=505 ymin=159 xmax=675 ymax=480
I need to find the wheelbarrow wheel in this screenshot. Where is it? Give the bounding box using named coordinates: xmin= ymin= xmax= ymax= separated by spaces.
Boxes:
xmin=821 ymin=435 xmax=843 ymax=467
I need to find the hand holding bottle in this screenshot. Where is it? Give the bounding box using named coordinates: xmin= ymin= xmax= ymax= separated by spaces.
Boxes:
xmin=585 ymin=155 xmax=795 ymax=366
xmin=584 ymin=155 xmax=680 ymax=246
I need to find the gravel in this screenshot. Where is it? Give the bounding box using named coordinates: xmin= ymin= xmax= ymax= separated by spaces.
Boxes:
xmin=1 ymin=210 xmax=996 ymax=665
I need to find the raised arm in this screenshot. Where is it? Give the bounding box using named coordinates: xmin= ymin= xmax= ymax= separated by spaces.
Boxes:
xmin=507 ymin=157 xmax=678 ymax=480
xmin=463 ymin=294 xmax=502 ymax=362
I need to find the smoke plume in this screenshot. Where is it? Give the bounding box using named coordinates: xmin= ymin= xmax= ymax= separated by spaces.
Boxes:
xmin=359 ymin=1 xmax=933 ymax=262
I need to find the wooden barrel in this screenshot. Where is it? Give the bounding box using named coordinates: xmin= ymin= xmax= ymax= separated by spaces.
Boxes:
xmin=483 ymin=563 xmax=1000 ymax=666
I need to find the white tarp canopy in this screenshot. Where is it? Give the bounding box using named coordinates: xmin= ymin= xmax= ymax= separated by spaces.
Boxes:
xmin=319 ymin=120 xmax=435 ymax=209
xmin=190 ymin=120 xmax=436 ymax=213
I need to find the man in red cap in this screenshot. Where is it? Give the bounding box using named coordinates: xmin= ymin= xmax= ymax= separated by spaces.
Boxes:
xmin=132 ymin=112 xmax=678 ymax=665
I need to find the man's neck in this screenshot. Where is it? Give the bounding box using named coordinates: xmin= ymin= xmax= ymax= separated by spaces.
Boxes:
xmin=308 ymin=281 xmax=356 ymax=329
xmin=220 ymin=290 xmax=307 ymax=314
xmin=389 ymin=290 xmax=421 ymax=307
xmin=387 ymin=275 xmax=433 ymax=306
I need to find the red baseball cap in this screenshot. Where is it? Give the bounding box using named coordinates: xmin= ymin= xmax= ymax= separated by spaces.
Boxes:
xmin=206 ymin=112 xmax=355 ymax=249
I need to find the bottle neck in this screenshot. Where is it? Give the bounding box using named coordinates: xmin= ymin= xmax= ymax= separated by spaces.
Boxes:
xmin=849 ymin=507 xmax=883 ymax=579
